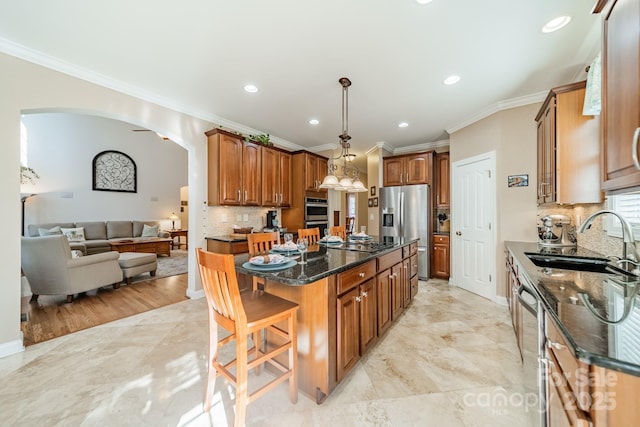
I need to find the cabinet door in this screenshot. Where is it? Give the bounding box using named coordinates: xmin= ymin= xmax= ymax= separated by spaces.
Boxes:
xmin=219 ymin=134 xmax=243 ymax=205
xmin=261 ymin=147 xmax=279 ymax=206
xmin=432 ymin=235 xmax=450 ymax=279
xmin=405 ymin=152 xmax=432 ymax=185
xmin=402 ymin=258 xmax=411 ymax=306
xmin=601 ymin=0 xmax=640 ymax=192
xmin=337 ymin=287 xmax=360 ymax=382
xmin=279 ymin=151 xmax=292 ymax=207
xmin=536 ymin=118 xmax=546 ymax=205
xmin=242 ymin=142 xmax=261 ymax=205
xmin=391 ymin=263 xmax=404 ymax=320
xmin=383 ymin=157 xmax=405 ymax=187
xmin=305 ymin=154 xmax=318 ymax=191
xmin=377 ymin=269 xmax=392 ymax=336
xmin=539 ymin=101 xmax=556 ymax=204
xmin=359 ymin=278 xmax=377 ymax=354
xmin=316 ymin=156 xmax=328 ymax=194
xmin=436 ymin=153 xmax=450 ymax=207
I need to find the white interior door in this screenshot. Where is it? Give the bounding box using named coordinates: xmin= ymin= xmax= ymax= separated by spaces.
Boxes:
xmin=451 ymin=152 xmax=496 ymax=300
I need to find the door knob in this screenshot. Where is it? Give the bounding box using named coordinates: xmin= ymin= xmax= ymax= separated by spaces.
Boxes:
xmin=456 ymin=231 xmax=462 ymax=236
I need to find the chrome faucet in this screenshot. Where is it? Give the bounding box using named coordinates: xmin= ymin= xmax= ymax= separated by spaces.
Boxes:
xmin=578 ymin=210 xmax=640 ymax=266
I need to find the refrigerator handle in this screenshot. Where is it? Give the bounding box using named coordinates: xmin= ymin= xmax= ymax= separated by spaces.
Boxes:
xmin=399 ymin=190 xmax=404 ymax=236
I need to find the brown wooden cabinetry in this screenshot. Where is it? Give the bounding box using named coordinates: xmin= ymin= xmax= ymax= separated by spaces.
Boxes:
xmin=206 ymin=129 xmax=261 ymax=206
xmin=304 ymin=153 xmax=328 ymax=193
xmin=261 ymin=147 xmax=291 ymax=207
xmin=594 ymin=0 xmax=640 ymax=192
xmin=377 ymin=268 xmax=392 ymax=336
xmin=432 ymin=234 xmax=450 ymax=279
xmin=435 ymin=152 xmax=450 ymax=208
xmin=336 ymin=260 xmax=377 ymax=382
xmin=383 ymin=152 xmax=433 ymax=187
xmin=535 ymin=81 xmax=601 ymax=204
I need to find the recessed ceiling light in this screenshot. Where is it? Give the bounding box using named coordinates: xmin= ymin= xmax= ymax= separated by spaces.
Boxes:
xmin=243 ymin=84 xmax=259 ymax=93
xmin=443 ymin=75 xmax=461 ymax=85
xmin=542 ymin=16 xmax=571 ymax=33
xmin=416 ymin=0 xmax=433 ymax=4
xmin=309 ymin=119 xmax=319 ymax=125
xmin=398 ymin=122 xmax=409 ymax=128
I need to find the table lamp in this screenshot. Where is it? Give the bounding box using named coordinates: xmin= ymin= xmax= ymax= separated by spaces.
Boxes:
xmin=169 ymin=212 xmax=179 ymax=231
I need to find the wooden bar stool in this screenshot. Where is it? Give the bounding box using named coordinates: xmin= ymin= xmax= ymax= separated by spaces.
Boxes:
xmin=247 ymin=232 xmax=280 ymax=256
xmin=329 ymin=225 xmax=346 ymax=240
xmin=196 ymin=249 xmax=299 ymax=427
xmin=297 ymin=227 xmax=321 ymax=244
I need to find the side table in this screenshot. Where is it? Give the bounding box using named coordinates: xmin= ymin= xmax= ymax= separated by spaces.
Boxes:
xmin=169 ymin=229 xmax=188 ymax=249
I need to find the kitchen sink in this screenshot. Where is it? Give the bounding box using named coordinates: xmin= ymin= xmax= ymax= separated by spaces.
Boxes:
xmin=524 ymin=252 xmax=639 ymax=279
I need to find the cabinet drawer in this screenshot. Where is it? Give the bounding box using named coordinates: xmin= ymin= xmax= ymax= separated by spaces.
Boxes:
xmin=548 ymin=351 xmax=591 ymax=426
xmin=433 ymin=235 xmax=449 ymax=245
xmin=337 ymin=260 xmax=376 ymax=295
xmin=402 ymin=242 xmax=418 ymax=258
xmin=377 ymin=249 xmax=402 ymax=272
xmin=546 ymin=313 xmax=590 ymax=412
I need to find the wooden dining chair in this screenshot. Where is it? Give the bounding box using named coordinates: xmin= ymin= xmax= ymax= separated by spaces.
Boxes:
xmin=196 ymin=248 xmax=299 ymax=427
xmin=345 ymin=217 xmax=355 ymax=235
xmin=247 ymin=232 xmax=280 ymax=256
xmin=329 ymin=225 xmax=347 ymax=240
xmin=297 ymin=227 xmax=321 ymax=244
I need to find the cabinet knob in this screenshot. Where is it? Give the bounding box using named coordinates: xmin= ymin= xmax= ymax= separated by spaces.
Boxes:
xmin=358 ymin=272 xmax=365 ymax=278
xmin=362 ymin=291 xmax=368 ymax=298
xmin=547 ymin=341 xmax=565 ymax=351
xmin=355 ymin=296 xmax=362 ymax=303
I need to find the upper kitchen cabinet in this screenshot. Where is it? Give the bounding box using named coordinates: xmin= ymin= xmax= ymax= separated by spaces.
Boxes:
xmin=535 ymin=81 xmax=602 ymax=205
xmin=302 ymin=152 xmax=329 ymax=194
xmin=594 ymin=0 xmax=640 ymax=193
xmin=206 ymin=129 xmax=261 ymax=206
xmin=435 ymin=152 xmax=450 ymax=208
xmin=383 ymin=152 xmax=433 ymax=187
xmin=261 ymin=147 xmax=291 ymax=207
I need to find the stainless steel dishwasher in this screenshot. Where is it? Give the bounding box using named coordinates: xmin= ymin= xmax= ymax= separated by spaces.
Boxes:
xmin=517 ymin=277 xmax=547 ymax=427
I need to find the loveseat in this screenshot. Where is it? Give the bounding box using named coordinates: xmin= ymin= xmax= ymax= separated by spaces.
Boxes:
xmin=27 ymin=221 xmax=170 ymax=255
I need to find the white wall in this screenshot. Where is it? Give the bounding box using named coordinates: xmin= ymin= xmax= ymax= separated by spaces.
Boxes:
xmin=21 ymin=113 xmax=187 ymax=229
xmin=0 ymin=52 xmax=211 ymax=357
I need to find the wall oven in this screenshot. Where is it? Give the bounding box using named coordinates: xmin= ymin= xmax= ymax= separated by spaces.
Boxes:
xmin=305 ymin=197 xmax=328 ymax=236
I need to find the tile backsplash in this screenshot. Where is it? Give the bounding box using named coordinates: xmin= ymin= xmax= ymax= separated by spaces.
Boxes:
xmin=537 ymin=200 xmax=622 ymax=256
xmin=204 ymin=206 xmax=281 ymax=236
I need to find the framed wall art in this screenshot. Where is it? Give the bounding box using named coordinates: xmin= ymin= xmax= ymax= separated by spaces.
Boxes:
xmin=92 ymin=150 xmax=137 ymax=193
xmin=507 ymin=174 xmax=529 ymax=188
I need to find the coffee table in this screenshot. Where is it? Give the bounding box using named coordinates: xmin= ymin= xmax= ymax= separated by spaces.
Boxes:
xmin=109 ymin=238 xmax=172 ymax=256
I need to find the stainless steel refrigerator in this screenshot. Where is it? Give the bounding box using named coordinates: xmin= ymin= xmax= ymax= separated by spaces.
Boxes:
xmin=379 ymin=184 xmax=429 ymax=279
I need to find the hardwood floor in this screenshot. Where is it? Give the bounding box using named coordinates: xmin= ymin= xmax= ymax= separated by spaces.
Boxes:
xmin=20 ymin=274 xmax=188 ymax=346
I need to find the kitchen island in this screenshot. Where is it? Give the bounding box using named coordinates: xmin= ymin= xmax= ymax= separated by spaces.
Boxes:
xmin=506 ymin=241 xmax=640 ymax=425
xmin=234 ymin=237 xmax=419 ymax=403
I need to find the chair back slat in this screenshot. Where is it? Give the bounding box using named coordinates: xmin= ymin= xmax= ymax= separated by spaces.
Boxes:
xmin=297 ymin=228 xmax=320 ymax=244
xmin=247 ymin=232 xmax=280 ymax=256
xmin=329 ymin=226 xmax=346 ymax=240
xmin=345 ymin=217 xmax=355 ymax=234
xmin=197 ymin=249 xmax=246 ymax=325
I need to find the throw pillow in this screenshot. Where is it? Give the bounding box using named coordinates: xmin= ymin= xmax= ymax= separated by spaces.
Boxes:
xmin=60 ymin=227 xmax=86 ymax=242
xmin=141 ymin=224 xmax=159 ymax=238
xmin=38 ymin=226 xmax=62 ymax=236
xmin=70 ymin=250 xmax=83 ymax=258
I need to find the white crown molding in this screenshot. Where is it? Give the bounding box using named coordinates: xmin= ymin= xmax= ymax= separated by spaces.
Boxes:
xmin=365 ymin=141 xmax=396 ymax=155
xmin=308 ymin=143 xmax=340 ymax=154
xmin=394 ymin=139 xmax=450 ymax=155
xmin=445 ymin=90 xmax=547 ymax=134
xmin=0 ymin=37 xmax=306 ymax=151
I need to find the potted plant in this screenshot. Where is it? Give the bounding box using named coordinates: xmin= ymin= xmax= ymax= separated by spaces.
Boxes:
xmin=245 ymin=133 xmax=272 ymax=147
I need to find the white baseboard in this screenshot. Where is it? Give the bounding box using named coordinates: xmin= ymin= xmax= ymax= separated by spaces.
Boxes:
xmin=187 ymin=288 xmax=204 ymax=300
xmin=0 ymin=335 xmax=25 ymax=359
xmin=495 ymin=296 xmax=508 ymax=306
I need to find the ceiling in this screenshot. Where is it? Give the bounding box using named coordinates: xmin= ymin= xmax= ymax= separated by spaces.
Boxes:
xmin=0 ymin=0 xmax=600 ymax=165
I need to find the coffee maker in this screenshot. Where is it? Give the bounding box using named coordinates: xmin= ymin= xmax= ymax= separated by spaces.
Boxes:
xmin=265 ymin=210 xmax=278 ymax=231
xmin=538 ymin=214 xmax=577 ymax=247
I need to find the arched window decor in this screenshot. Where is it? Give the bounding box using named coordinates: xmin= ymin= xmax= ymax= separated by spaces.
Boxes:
xmin=92 ymin=150 xmax=137 ymax=193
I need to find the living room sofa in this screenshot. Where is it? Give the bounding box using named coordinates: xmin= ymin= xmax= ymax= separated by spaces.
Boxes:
xmin=27 ymin=220 xmax=170 ymax=255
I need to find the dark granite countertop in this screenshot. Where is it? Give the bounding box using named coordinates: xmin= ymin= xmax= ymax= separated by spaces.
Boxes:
xmin=205 ymin=235 xmax=248 ymax=242
xmin=235 ymin=236 xmax=418 ymax=286
xmin=506 ymin=241 xmax=640 ymax=376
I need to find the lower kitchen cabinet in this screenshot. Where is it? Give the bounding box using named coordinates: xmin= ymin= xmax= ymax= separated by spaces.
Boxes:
xmin=377 ymin=268 xmax=392 ymax=336
xmin=336 ymin=261 xmax=377 ymax=383
xmin=432 ymin=234 xmax=450 ymax=279
xmin=391 ymin=263 xmax=404 ymax=320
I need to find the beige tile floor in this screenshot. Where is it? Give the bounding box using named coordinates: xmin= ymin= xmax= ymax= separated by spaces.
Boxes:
xmin=0 ymin=280 xmax=529 ymax=426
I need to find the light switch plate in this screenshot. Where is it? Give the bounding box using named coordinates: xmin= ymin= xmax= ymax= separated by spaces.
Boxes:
xmin=243 ymin=214 xmax=249 ymax=222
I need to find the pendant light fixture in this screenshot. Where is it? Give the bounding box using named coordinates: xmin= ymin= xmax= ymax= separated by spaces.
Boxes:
xmin=319 ymin=77 xmax=368 ymax=192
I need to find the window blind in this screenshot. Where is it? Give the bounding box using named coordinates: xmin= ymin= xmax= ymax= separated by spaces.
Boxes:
xmin=607 ymin=194 xmax=640 ymax=240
